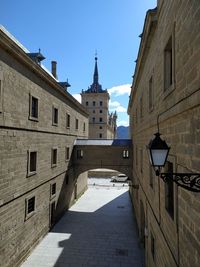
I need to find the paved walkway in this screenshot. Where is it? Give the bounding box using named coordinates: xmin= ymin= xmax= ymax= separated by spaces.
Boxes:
xmin=21 ymin=180 xmax=144 ymax=267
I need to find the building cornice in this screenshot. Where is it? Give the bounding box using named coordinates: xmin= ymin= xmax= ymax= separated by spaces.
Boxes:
xmin=128 ymin=8 xmax=157 ymax=113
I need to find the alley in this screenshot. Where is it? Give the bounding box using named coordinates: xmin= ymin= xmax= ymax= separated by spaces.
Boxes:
xmin=21 ymin=179 xmax=144 ymax=267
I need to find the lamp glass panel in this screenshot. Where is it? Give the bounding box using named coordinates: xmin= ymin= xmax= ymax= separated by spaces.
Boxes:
xmin=151 ymin=149 xmax=168 ymax=166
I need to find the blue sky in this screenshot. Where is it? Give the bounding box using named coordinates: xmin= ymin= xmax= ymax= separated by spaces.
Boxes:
xmin=1 ymin=0 xmax=156 ymax=126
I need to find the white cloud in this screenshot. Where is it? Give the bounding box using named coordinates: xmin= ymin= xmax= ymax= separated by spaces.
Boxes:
xmin=118 ymin=120 xmax=129 ymax=127
xmin=108 ymin=84 xmax=131 ymax=96
xmin=114 ymin=106 xmax=127 ymax=112
xmin=109 ymin=101 xmax=121 ymax=107
xmin=72 ymin=93 xmax=81 ymax=103
xmin=109 ymin=100 xmax=127 ymax=113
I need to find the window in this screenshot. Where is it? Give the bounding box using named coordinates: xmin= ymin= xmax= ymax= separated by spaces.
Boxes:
xmin=164 ymin=36 xmax=173 ymax=91
xmin=92 ymin=117 xmax=95 ymax=123
xmin=66 ymin=113 xmax=70 ymax=128
xmin=93 ymin=101 xmax=96 ymax=106
xmin=151 ymin=232 xmax=155 ymax=261
xmin=165 ymin=161 xmax=174 ymax=219
xmin=100 ymin=110 xmax=102 ymax=113
xmin=65 ymin=147 xmax=70 ymax=161
xmin=99 ymin=126 xmax=102 ymax=129
xmin=100 ymin=101 xmax=103 ymax=106
xmin=52 ymin=107 xmax=58 ymax=125
xmin=99 ymin=117 xmax=103 ymax=122
xmin=93 ymin=110 xmax=95 ymax=113
xmin=99 ymin=133 xmax=102 ymax=138
xmin=52 ymin=148 xmax=57 ymax=167
xmin=29 ymin=95 xmax=38 ymax=120
xmin=149 ymin=76 xmax=154 ymax=111
xmin=27 ymin=150 xmax=37 ymax=176
xmin=25 ymin=196 xmax=35 ymax=219
xmin=123 ymin=150 xmax=129 ymax=158
xmin=51 ymin=183 xmax=56 ymax=196
xmin=75 ymin=118 xmax=79 ymax=130
xmin=77 ymin=149 xmax=83 ymax=159
xmin=86 ymin=101 xmax=88 ymax=106
xmin=83 ymin=122 xmax=86 ymax=132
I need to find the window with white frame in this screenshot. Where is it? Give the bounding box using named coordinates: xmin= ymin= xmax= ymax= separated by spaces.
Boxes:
xmin=123 ymin=150 xmax=129 ymax=158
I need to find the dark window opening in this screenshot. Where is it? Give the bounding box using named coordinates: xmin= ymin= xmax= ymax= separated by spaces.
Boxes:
xmin=99 ymin=133 xmax=102 ymax=138
xmin=53 ymin=107 xmax=58 ymax=125
xmin=66 ymin=147 xmax=70 ymax=160
xmin=77 ymin=149 xmax=83 ymax=159
xmin=76 ymin=119 xmax=79 ymax=130
xmin=30 ymin=151 xmax=37 ymax=172
xmin=31 ymin=96 xmax=38 ymax=118
xmin=66 ymin=113 xmax=70 ymax=128
xmin=99 ymin=117 xmax=103 ymax=122
xmin=51 ymin=183 xmax=56 ymax=196
xmin=100 ymin=101 xmax=103 ymax=106
xmin=100 ymin=110 xmax=102 ymax=113
xmin=27 ymin=197 xmax=35 ymax=214
xmin=52 ymin=149 xmax=57 ymax=166
xmin=93 ymin=101 xmax=96 ymax=106
xmin=86 ymin=101 xmax=88 ymax=106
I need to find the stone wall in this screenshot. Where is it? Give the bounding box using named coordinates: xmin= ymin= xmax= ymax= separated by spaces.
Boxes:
xmin=0 ymin=28 xmax=89 ymax=267
xmin=128 ymin=1 xmax=200 ymax=267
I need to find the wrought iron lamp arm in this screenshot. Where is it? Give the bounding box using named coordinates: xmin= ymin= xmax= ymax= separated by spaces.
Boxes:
xmin=160 ymin=173 xmax=200 ymax=192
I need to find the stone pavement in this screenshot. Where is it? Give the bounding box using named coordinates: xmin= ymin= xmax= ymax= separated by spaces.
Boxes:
xmin=21 ymin=179 xmax=144 ymax=267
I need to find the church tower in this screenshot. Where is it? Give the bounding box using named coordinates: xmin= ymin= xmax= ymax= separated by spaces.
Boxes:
xmin=81 ymin=56 xmax=117 ymax=139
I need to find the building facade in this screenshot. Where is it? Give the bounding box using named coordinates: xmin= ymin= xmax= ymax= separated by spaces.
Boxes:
xmin=81 ymin=57 xmax=117 ymax=139
xmin=128 ymin=1 xmax=200 ymax=267
xmin=0 ymin=26 xmax=89 ymax=267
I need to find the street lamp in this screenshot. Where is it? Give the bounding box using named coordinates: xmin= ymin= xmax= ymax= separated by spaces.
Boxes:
xmin=147 ymin=132 xmax=200 ymax=192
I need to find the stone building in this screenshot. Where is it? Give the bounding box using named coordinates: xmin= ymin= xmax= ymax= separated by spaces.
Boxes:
xmin=81 ymin=56 xmax=117 ymax=139
xmin=128 ymin=1 xmax=200 ymax=267
xmin=0 ymin=26 xmax=89 ymax=267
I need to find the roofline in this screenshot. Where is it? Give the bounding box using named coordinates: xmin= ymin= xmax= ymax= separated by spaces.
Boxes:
xmin=0 ymin=26 xmax=89 ymax=117
xmin=128 ymin=7 xmax=157 ymax=113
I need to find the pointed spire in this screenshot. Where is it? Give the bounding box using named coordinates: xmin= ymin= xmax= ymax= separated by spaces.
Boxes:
xmin=93 ymin=54 xmax=99 ymax=85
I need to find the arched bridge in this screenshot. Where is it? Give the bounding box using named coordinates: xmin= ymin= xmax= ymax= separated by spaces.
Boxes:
xmin=73 ymin=139 xmax=133 ymax=178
